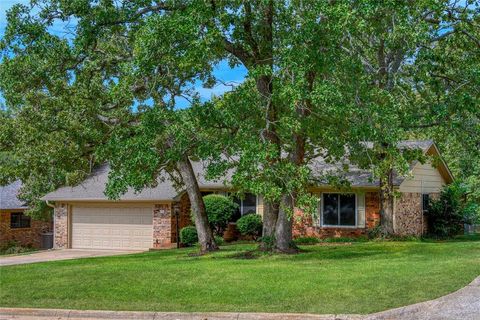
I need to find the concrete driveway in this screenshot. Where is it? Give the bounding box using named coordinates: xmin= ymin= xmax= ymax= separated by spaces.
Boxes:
xmin=0 ymin=249 xmax=143 ymax=266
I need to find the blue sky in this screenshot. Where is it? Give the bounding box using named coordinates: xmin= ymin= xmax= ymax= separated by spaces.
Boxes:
xmin=0 ymin=0 xmax=247 ymax=108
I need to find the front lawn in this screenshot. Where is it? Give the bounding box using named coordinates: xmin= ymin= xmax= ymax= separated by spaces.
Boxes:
xmin=1 ymin=238 xmax=479 ymax=314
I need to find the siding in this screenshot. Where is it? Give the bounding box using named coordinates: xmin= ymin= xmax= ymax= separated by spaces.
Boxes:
xmin=399 ymin=162 xmax=446 ymax=193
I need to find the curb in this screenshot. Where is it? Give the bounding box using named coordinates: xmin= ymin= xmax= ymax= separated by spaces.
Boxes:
xmin=0 ymin=308 xmax=364 ymax=320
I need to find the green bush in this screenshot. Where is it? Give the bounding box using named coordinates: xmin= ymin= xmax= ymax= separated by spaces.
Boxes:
xmin=203 ymin=194 xmax=238 ymax=236
xmin=236 ymin=214 xmax=263 ymax=240
xmin=426 ymin=184 xmax=465 ymax=238
xmin=0 ymin=240 xmax=35 ymax=255
xmin=294 ymin=237 xmax=320 ymax=245
xmin=214 ymin=235 xmax=225 ymax=246
xmin=180 ymin=226 xmax=198 ymax=246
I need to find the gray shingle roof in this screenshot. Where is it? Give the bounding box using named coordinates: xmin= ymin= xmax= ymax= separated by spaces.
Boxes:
xmin=42 ymin=162 xmax=231 ymax=202
xmin=0 ymin=180 xmax=28 ymax=210
xmin=42 ymin=140 xmax=436 ymax=202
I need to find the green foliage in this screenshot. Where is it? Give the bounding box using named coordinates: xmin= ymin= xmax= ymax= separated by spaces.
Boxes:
xmin=180 ymin=226 xmax=198 ymax=246
xmin=293 ymin=237 xmax=320 ymax=245
xmin=236 ymin=214 xmax=263 ymax=240
xmin=202 ymin=195 xmax=238 ymax=236
xmin=0 ymin=240 xmax=35 ymax=255
xmin=214 ymin=235 xmax=225 ymax=246
xmin=426 ymin=184 xmax=466 ymax=238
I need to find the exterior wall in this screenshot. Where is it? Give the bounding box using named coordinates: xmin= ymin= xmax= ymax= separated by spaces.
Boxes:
xmin=394 ymin=192 xmax=423 ymax=236
xmin=171 ymin=193 xmax=193 ymax=243
xmin=0 ymin=210 xmax=52 ymax=249
xmin=152 ymin=204 xmax=173 ymax=248
xmin=399 ymin=161 xmax=446 ymax=193
xmin=54 ymin=203 xmax=69 ymax=249
xmin=292 ymin=191 xmax=380 ymax=239
xmin=366 ymin=192 xmax=381 ymax=229
xmin=394 ymin=192 xmax=439 ymax=236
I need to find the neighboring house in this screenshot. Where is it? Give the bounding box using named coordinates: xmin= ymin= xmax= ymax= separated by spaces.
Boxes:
xmin=42 ymin=140 xmax=453 ymax=251
xmin=0 ymin=181 xmax=52 ymax=248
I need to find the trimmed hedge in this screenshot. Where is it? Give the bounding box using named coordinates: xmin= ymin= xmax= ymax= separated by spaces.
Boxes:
xmin=203 ymin=194 xmax=238 ymax=236
xmin=236 ymin=214 xmax=263 ymax=240
xmin=180 ymin=226 xmax=198 ymax=246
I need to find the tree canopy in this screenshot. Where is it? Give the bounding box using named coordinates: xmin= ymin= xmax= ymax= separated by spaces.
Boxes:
xmin=1 ymin=0 xmax=479 ymax=249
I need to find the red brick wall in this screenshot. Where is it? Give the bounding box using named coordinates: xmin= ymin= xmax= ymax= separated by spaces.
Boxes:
xmin=292 ymin=207 xmax=367 ymax=239
xmin=293 ymin=191 xmax=381 ymax=239
xmin=171 ymin=193 xmax=193 ymax=243
xmin=0 ymin=210 xmax=52 ymax=249
xmin=366 ymin=192 xmax=381 ymax=229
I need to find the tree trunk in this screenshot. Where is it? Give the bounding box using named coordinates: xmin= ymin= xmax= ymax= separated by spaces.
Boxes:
xmin=379 ymin=169 xmax=395 ymax=234
xmin=176 ymin=157 xmax=218 ymax=253
xmin=259 ymin=201 xmax=278 ymax=250
xmin=275 ymin=195 xmax=298 ymax=253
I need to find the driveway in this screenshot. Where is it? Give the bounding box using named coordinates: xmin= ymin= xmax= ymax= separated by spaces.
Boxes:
xmin=0 ymin=249 xmax=143 ymax=266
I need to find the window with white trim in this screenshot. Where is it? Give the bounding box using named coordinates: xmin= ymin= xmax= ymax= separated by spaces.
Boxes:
xmin=234 ymin=193 xmax=257 ymax=217
xmin=322 ymin=193 xmax=356 ymax=227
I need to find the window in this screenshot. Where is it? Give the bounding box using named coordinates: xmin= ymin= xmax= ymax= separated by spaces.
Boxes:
xmin=322 ymin=193 xmax=356 ymax=227
xmin=233 ymin=193 xmax=257 ymax=218
xmin=10 ymin=212 xmax=31 ymax=229
xmin=422 ymin=194 xmax=430 ymax=213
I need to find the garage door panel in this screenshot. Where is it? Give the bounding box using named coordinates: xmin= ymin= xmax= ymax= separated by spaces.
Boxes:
xmin=72 ymin=206 xmax=153 ymax=250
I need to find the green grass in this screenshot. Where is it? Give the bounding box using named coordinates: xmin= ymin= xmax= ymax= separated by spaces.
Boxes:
xmin=1 ymin=239 xmax=479 ymax=314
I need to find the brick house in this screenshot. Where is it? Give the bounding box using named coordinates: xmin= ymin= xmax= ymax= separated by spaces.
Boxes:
xmin=0 ymin=181 xmax=52 ymax=249
xmin=42 ymin=140 xmax=454 ymax=251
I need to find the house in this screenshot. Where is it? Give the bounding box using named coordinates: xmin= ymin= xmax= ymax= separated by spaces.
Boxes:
xmin=0 ymin=181 xmax=52 ymax=249
xmin=42 ymin=140 xmax=453 ymax=251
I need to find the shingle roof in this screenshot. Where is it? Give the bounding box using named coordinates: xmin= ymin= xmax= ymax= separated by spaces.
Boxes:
xmin=42 ymin=140 xmax=437 ymax=202
xmin=0 ymin=180 xmax=28 ymax=210
xmin=42 ymin=162 xmax=231 ymax=202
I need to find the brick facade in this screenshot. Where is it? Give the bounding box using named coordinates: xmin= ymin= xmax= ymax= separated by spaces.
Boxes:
xmin=54 ymin=203 xmax=69 ymax=249
xmin=170 ymin=193 xmax=192 ymax=243
xmin=292 ymin=192 xmax=381 ymax=239
xmin=0 ymin=210 xmax=52 ymax=249
xmin=153 ymin=204 xmax=173 ymax=248
xmin=365 ymin=192 xmax=381 ymax=229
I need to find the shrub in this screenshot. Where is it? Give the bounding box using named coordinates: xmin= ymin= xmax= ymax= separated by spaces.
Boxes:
xmin=294 ymin=237 xmax=320 ymax=245
xmin=0 ymin=240 xmax=35 ymax=255
xmin=214 ymin=235 xmax=225 ymax=246
xmin=180 ymin=226 xmax=198 ymax=246
xmin=236 ymin=214 xmax=263 ymax=240
xmin=203 ymin=194 xmax=238 ymax=236
xmin=425 ymin=184 xmax=465 ymax=238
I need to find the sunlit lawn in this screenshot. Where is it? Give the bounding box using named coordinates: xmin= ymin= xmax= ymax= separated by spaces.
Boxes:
xmin=1 ymin=237 xmax=479 ymax=314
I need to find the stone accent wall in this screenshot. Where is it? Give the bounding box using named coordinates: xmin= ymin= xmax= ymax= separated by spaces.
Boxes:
xmin=394 ymin=192 xmax=423 ymax=236
xmin=54 ymin=203 xmax=69 ymax=249
xmin=153 ymin=204 xmax=172 ymax=248
xmin=0 ymin=210 xmax=52 ymax=249
xmin=170 ymin=193 xmax=192 ymax=243
xmin=366 ymin=192 xmax=381 ymax=229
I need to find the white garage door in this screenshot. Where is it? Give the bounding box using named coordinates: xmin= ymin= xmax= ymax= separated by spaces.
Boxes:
xmin=72 ymin=205 xmax=153 ymax=250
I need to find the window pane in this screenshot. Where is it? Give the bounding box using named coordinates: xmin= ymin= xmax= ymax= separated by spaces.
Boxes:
xmin=422 ymin=194 xmax=430 ymax=212
xmin=242 ymin=193 xmax=257 ymax=215
xmin=232 ymin=197 xmax=242 ymax=221
xmin=323 ymin=194 xmax=339 ymax=225
xmin=21 ymin=214 xmax=31 ymax=228
xmin=339 ymin=194 xmax=356 ymax=226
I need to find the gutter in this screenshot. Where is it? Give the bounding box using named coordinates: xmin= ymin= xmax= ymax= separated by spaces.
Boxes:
xmin=45 ymin=200 xmax=55 ymax=208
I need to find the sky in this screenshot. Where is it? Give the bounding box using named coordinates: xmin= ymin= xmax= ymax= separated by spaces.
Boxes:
xmin=0 ymin=0 xmax=247 ymax=109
